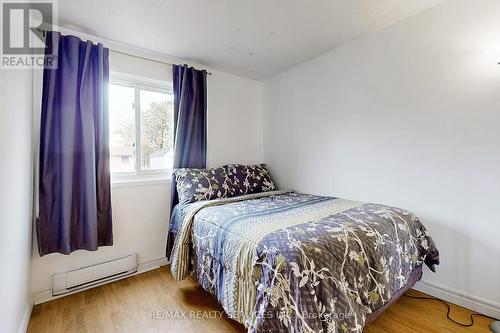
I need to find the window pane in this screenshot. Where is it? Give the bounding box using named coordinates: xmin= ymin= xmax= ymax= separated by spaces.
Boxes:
xmin=109 ymin=84 xmax=135 ymax=173
xmin=140 ymin=89 xmax=174 ymax=170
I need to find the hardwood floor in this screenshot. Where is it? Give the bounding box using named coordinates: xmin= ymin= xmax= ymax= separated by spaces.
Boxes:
xmin=28 ymin=266 xmax=493 ymax=333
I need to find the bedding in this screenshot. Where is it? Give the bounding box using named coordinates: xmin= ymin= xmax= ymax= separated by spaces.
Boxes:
xmin=174 ymin=164 xmax=276 ymax=205
xmin=174 ymin=167 xmax=236 ymax=204
xmin=169 ymin=191 xmax=439 ymax=333
xmin=223 ymin=163 xmax=276 ymax=195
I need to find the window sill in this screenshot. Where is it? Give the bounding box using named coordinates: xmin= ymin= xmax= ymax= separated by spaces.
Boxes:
xmin=111 ymin=175 xmax=171 ymax=188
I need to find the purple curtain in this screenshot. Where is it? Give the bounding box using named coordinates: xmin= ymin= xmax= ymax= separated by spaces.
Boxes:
xmin=37 ymin=32 xmax=112 ymax=256
xmin=166 ymin=65 xmax=207 ymax=258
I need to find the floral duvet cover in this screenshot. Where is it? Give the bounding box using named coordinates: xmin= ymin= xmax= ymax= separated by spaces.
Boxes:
xmin=169 ymin=191 xmax=439 ymax=333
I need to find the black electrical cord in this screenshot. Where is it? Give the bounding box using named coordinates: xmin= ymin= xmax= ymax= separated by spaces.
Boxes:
xmin=403 ymin=292 xmax=496 ymax=327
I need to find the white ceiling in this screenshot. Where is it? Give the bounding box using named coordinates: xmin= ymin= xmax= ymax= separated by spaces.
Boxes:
xmin=58 ymin=0 xmax=443 ymax=80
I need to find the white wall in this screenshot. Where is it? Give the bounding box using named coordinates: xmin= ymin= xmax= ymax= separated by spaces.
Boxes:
xmin=263 ymin=0 xmax=500 ymax=317
xmin=207 ymin=70 xmax=263 ymax=167
xmin=31 ymin=33 xmax=264 ymax=298
xmin=0 ymin=70 xmax=34 ymax=333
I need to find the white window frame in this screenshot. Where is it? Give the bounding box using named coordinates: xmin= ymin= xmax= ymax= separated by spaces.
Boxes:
xmin=109 ymin=72 xmax=174 ymax=184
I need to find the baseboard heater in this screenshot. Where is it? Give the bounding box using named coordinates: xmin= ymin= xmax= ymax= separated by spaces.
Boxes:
xmin=52 ymin=253 xmax=138 ymax=296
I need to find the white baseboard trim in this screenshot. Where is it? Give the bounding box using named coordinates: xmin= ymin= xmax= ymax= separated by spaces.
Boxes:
xmin=32 ymin=257 xmax=169 ymax=305
xmin=32 ymin=290 xmax=54 ymax=306
xmin=413 ymin=279 xmax=500 ymax=320
xmin=138 ymin=257 xmax=169 ymax=274
xmin=17 ymin=300 xmax=33 ymax=333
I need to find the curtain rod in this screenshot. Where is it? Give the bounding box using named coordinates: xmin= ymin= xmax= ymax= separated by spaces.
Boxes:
xmin=110 ymin=49 xmax=212 ymax=75
xmin=36 ymin=28 xmax=212 ymax=75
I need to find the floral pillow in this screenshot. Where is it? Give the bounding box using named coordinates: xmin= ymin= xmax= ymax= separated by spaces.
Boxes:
xmin=174 ymin=167 xmax=236 ymax=204
xmin=223 ymin=163 xmax=276 ymax=195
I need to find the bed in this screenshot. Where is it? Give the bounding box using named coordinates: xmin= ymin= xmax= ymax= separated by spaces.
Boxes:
xmin=167 ymin=165 xmax=439 ymax=333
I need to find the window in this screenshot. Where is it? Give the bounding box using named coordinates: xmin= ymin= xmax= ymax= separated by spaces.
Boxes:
xmin=109 ymin=84 xmax=135 ymax=173
xmin=109 ymin=74 xmax=174 ymax=181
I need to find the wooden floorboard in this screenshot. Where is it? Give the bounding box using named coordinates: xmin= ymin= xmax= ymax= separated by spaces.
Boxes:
xmin=27 ymin=266 xmax=493 ymax=333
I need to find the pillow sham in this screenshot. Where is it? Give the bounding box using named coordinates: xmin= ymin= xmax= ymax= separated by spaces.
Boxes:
xmin=223 ymin=163 xmax=276 ymax=195
xmin=174 ymin=167 xmax=236 ymax=205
